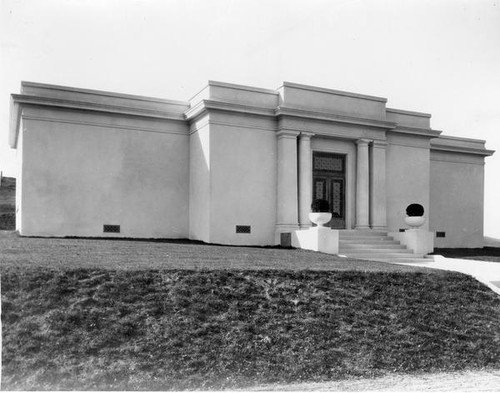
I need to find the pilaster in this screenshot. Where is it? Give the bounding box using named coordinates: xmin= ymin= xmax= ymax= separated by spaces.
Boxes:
xmin=276 ymin=130 xmax=300 ymax=236
xmin=355 ymin=138 xmax=370 ymax=229
xmin=298 ymin=132 xmax=315 ymax=229
xmin=370 ymin=140 xmax=388 ymax=230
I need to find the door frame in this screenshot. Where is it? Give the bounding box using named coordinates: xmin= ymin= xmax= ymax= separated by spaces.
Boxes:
xmin=312 ymin=151 xmax=347 ymax=229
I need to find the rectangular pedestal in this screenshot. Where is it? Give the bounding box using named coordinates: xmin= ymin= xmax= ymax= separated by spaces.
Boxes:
xmin=390 ymin=229 xmax=434 ymax=254
xmin=292 ymin=226 xmax=339 ymax=254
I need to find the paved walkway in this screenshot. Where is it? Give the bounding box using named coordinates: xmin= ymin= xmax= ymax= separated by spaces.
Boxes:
xmin=247 ymin=369 xmax=500 ymax=391
xmin=402 ymin=255 xmax=500 ymax=296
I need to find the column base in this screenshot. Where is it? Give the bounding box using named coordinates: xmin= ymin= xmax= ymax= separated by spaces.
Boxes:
xmin=355 ymin=225 xmax=370 ymax=230
xmin=371 ymin=225 xmax=388 ymax=231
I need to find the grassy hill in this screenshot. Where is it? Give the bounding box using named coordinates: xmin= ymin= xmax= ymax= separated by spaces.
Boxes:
xmin=2 ymin=239 xmax=500 ymax=390
xmin=0 ymin=176 xmax=15 ymax=230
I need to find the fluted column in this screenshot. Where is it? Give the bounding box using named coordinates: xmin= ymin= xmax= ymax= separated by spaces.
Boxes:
xmin=298 ymin=132 xmax=314 ymax=229
xmin=276 ymin=130 xmax=300 ymax=236
xmin=355 ymin=139 xmax=370 ymax=229
xmin=370 ymin=140 xmax=387 ymax=230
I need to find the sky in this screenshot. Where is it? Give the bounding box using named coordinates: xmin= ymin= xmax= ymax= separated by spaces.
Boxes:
xmin=1 ymin=0 xmax=499 ymax=237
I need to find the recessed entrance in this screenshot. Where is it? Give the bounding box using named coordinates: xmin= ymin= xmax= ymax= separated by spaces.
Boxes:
xmin=312 ymin=152 xmax=346 ymax=229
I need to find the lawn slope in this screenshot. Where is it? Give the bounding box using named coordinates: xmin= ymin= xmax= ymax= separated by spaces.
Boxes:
xmin=3 ymin=268 xmax=500 ymax=390
xmin=0 ymin=176 xmax=15 ymax=230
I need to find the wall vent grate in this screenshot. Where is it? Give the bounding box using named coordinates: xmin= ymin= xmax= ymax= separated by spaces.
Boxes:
xmin=436 ymin=232 xmax=446 ymax=238
xmin=236 ymin=225 xmax=251 ymax=234
xmin=103 ymin=224 xmax=120 ymax=233
xmin=281 ymin=232 xmax=291 ymax=247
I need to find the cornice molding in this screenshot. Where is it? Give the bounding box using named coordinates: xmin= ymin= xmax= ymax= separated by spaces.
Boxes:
xmin=388 ymin=125 xmax=442 ymax=138
xmin=280 ymin=82 xmax=388 ymax=103
xmin=186 ymin=99 xmax=397 ymax=131
xmin=184 ymin=99 xmax=276 ymax=121
xmin=386 ymin=107 xmax=432 ymax=118
xmin=437 ymin=134 xmax=488 ymax=144
xmin=21 ymin=81 xmax=189 ymax=107
xmin=275 ymin=106 xmax=396 ymax=130
xmin=207 ymin=80 xmax=280 ymax=96
xmin=430 ymin=144 xmax=495 ymax=157
xmin=189 ymin=117 xmax=210 ymax=134
xmin=9 ymin=99 xmax=22 ymax=148
xmin=11 ymin=94 xmax=187 ymax=122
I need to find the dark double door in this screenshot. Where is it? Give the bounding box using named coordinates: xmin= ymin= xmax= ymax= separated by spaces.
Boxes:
xmin=312 ymin=152 xmax=346 ymax=229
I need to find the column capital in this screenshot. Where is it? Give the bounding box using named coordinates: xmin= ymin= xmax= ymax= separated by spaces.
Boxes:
xmin=356 ymin=138 xmax=371 ymax=146
xmin=299 ymin=131 xmax=315 ymax=139
xmin=372 ymin=140 xmax=388 ymax=148
xmin=277 ymin=130 xmax=300 ymax=139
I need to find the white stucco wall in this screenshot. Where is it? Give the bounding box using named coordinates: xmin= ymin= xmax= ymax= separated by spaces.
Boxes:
xmin=19 ymin=107 xmax=189 ymax=238
xmin=189 ymin=116 xmax=211 ymax=242
xmin=208 ymin=113 xmax=277 ymax=245
xmin=15 ymin=117 xmax=23 ymax=231
xmin=386 ymin=133 xmax=431 ymax=232
xmin=430 ymin=150 xmax=485 ymax=248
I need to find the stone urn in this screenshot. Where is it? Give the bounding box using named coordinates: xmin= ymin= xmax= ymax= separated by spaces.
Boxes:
xmin=405 ymin=203 xmax=425 ymax=228
xmin=404 ymin=216 xmax=425 ymax=228
xmin=310 ymin=199 xmax=332 ymax=227
xmin=309 ymin=212 xmax=332 ymax=227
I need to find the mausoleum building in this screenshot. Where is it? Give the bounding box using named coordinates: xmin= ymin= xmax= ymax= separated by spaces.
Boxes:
xmin=9 ymin=81 xmax=494 ymax=249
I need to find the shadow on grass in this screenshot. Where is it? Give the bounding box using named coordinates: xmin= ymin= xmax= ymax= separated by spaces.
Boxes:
xmin=433 ymin=247 xmax=500 ymax=259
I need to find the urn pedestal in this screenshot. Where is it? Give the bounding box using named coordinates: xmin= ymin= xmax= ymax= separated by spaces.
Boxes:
xmin=292 ymin=212 xmax=338 ymax=254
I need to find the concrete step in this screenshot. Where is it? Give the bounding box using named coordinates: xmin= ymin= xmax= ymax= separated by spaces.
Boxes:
xmin=336 ymin=230 xmax=433 ymax=263
xmin=368 ymin=257 xmax=433 ymax=264
xmin=339 ymin=231 xmax=388 ymax=239
xmin=339 ymin=229 xmax=388 ymax=235
xmin=340 ymin=248 xmax=413 ymax=255
xmin=339 ymin=240 xmax=401 ymax=246
xmin=341 ymin=252 xmax=424 ymax=259
xmin=339 ymin=242 xmax=406 ymax=252
xmin=339 ymin=236 xmax=396 ymax=242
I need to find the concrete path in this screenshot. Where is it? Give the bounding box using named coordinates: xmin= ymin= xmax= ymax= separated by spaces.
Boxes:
xmin=401 ymin=255 xmax=500 ymax=296
xmin=247 ymin=369 xmax=500 ymax=391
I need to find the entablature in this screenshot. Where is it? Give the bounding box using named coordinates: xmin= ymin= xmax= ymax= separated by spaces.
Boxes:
xmin=10 ymin=82 xmax=190 ymax=148
xmin=431 ymin=136 xmax=495 ymax=157
xmin=388 ymin=125 xmax=442 ymax=138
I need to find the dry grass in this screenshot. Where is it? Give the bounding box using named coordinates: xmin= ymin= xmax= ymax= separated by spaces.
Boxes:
xmin=3 ymin=268 xmax=500 ymax=390
xmin=0 ymin=176 xmax=15 ymax=230
xmin=0 ymin=235 xmax=429 ymax=273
